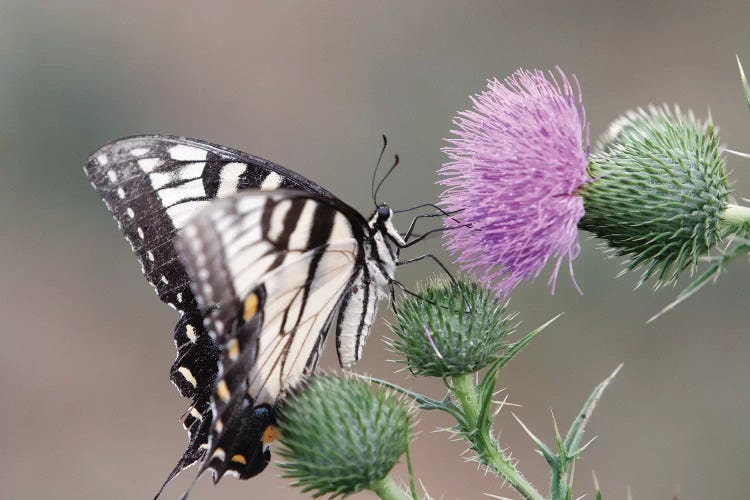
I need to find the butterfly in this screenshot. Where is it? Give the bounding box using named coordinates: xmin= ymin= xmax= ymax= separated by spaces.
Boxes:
xmin=85 ymin=135 xmax=446 ymax=496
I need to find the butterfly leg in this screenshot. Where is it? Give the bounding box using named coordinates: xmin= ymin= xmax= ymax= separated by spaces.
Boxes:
xmin=398 ymin=224 xmax=470 ymax=249
xmin=400 ymin=209 xmax=462 ymax=245
xmin=395 ymin=254 xmax=472 ymax=313
xmin=397 ymin=253 xmax=459 ymax=286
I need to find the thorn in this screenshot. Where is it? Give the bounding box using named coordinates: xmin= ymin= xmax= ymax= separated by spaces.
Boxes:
xmin=575 ymin=435 xmax=599 ymax=455
xmin=550 ymin=407 xmax=562 ymax=440
xmin=492 ymin=387 xmax=508 ymax=398
xmin=592 ymin=469 xmax=600 ymax=491
xmin=721 ymin=147 xmax=750 ymax=159
xmin=737 ymin=55 xmax=750 ymax=106
xmin=422 ymin=322 xmax=444 ymax=359
xmin=512 ymin=413 xmax=544 ymax=445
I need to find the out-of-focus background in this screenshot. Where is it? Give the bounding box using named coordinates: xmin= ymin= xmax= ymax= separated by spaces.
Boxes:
xmin=2 ymin=2 xmax=749 ymax=499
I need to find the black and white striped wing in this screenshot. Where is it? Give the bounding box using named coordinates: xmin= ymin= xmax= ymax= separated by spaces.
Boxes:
xmin=85 ymin=135 xmax=334 ymax=311
xmin=84 ymin=136 xmax=335 ymax=486
xmin=175 ymin=191 xmax=364 ymax=482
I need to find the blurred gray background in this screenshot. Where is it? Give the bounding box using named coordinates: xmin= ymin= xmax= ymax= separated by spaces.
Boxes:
xmin=2 ymin=1 xmax=749 ymax=499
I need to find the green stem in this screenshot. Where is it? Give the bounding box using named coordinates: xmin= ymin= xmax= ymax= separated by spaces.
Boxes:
xmin=550 ymin=468 xmax=568 ymax=500
xmin=451 ymin=374 xmax=545 ymax=500
xmin=370 ymin=475 xmax=411 ymax=500
xmin=722 ymin=203 xmax=750 ymax=226
xmin=404 ymin=442 xmax=419 ymax=500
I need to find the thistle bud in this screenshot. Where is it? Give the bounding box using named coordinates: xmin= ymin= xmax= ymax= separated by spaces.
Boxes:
xmin=390 ymin=279 xmax=515 ymax=377
xmin=277 ymin=375 xmax=411 ymax=497
xmin=580 ymin=105 xmax=731 ymax=286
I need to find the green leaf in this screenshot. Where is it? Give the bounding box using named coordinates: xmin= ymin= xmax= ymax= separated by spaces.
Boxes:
xmin=648 ymin=241 xmax=750 ymax=322
xmin=494 ymin=314 xmax=561 ymax=373
xmin=471 ymin=315 xmax=560 ymax=436
xmin=563 ymin=364 xmax=622 ymax=456
xmin=512 ymin=413 xmax=558 ymax=468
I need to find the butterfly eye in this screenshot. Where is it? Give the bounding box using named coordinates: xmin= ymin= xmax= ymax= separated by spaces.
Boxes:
xmin=377 ymin=205 xmax=391 ymax=220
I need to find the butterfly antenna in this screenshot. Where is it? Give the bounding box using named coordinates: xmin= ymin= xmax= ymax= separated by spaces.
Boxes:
xmin=371 ymin=135 xmax=388 ymax=206
xmin=374 ymin=154 xmax=399 ymax=205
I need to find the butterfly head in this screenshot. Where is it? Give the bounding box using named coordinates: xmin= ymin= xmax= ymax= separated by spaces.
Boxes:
xmin=376 ymin=204 xmax=392 ymax=221
xmin=369 ymin=203 xmax=392 ymax=229
xmin=369 ymin=204 xmax=406 ymax=247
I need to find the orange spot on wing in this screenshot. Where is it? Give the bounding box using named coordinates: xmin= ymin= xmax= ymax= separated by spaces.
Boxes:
xmin=262 ymin=425 xmax=278 ymax=446
xmin=231 ymin=454 xmax=247 ymax=464
xmin=227 ymin=339 xmax=240 ymax=360
xmin=216 ymin=381 xmax=230 ymax=402
xmin=243 ymin=293 xmax=259 ymax=321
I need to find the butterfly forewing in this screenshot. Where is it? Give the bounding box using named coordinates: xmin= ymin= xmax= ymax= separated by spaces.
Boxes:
xmin=85 ymin=135 xmax=334 ymax=310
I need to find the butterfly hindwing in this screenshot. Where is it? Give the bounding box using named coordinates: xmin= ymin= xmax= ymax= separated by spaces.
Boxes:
xmin=175 ymin=191 xmax=365 ymax=482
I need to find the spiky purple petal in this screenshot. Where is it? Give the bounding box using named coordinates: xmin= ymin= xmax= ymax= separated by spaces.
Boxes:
xmin=440 ymin=68 xmax=590 ymax=296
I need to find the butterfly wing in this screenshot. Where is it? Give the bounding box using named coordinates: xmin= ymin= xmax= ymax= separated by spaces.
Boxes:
xmin=84 ymin=136 xmax=337 ymax=484
xmin=175 ymin=190 xmax=366 ymax=483
xmin=85 ymin=135 xmax=335 ymax=309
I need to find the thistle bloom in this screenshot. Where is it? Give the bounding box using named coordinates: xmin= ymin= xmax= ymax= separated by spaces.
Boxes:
xmin=440 ymin=68 xmax=590 ymax=296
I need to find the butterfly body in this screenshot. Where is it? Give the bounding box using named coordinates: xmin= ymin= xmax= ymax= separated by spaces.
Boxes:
xmin=85 ymin=136 xmax=404 ymax=494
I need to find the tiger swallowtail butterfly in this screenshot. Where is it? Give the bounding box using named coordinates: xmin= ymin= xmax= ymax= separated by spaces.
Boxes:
xmin=85 ymin=135 xmax=428 ymax=497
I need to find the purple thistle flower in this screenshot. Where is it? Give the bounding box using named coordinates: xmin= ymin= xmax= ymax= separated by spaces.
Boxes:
xmin=440 ymin=68 xmax=590 ymax=297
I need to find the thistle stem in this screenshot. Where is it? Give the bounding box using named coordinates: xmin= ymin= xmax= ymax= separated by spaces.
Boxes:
xmin=722 ymin=203 xmax=750 ymax=225
xmin=370 ymin=475 xmax=411 ymax=500
xmin=550 ymin=467 xmax=568 ymax=500
xmin=450 ymin=374 xmax=544 ymax=500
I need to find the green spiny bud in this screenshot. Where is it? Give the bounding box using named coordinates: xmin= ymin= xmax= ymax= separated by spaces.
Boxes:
xmin=580 ymin=105 xmax=731 ymax=286
xmin=390 ymin=278 xmax=515 ymax=377
xmin=277 ymin=375 xmax=411 ymax=498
